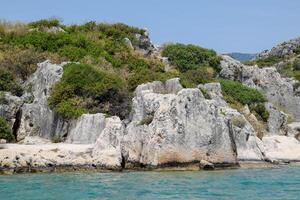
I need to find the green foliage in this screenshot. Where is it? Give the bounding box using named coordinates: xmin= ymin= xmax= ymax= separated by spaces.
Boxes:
xmin=0 ymin=117 xmax=14 ymax=142
xmin=220 ymin=80 xmax=269 ymax=121
xmin=293 ymin=58 xmax=300 ymax=70
xmin=48 ymin=63 xmax=129 ymax=119
xmin=220 ymin=80 xmax=266 ymax=105
xmin=249 ymin=103 xmax=270 ymax=122
xmin=161 ymin=43 xmax=220 ymax=72
xmin=180 ymin=67 xmax=215 ymax=88
xmin=0 ymin=69 xmax=23 ymax=96
xmin=243 ymin=56 xmax=281 ymax=67
xmin=28 ymin=18 xmax=61 ymax=28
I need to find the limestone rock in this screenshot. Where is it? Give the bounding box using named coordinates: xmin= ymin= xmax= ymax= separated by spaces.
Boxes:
xmin=220 ymin=55 xmax=300 ymax=121
xmin=17 ymin=60 xmax=66 ymax=141
xmin=134 ymin=30 xmax=156 ymax=55
xmin=265 ymin=102 xmax=288 ymax=135
xmin=198 ymin=82 xmax=227 ymax=106
xmin=92 ymin=117 xmax=124 ymax=168
xmin=124 ymin=85 xmax=239 ymax=166
xmin=199 ymin=160 xmax=215 ymax=170
xmin=0 ymin=92 xmax=23 ymax=128
xmin=263 ymin=136 xmax=300 ymax=161
xmin=66 ymin=113 xmax=106 ymax=144
xmin=224 ymin=108 xmax=265 ymax=161
xmin=257 ymin=37 xmax=300 ymax=59
xmin=287 ymin=122 xmax=300 ymax=139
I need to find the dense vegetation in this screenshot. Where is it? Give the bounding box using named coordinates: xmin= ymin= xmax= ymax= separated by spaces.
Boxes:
xmin=0 ymin=117 xmax=14 ymax=142
xmin=48 ymin=63 xmax=130 ymax=119
xmin=162 ymin=43 xmax=220 ymax=72
xmin=0 ymin=19 xmax=270 ymax=122
xmin=220 ymin=80 xmax=269 ymax=121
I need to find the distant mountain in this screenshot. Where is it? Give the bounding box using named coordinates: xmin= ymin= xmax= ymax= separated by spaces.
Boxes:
xmin=226 ymin=52 xmax=256 ymax=61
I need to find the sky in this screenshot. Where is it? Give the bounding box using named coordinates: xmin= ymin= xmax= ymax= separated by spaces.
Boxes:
xmin=0 ymin=0 xmax=300 ymax=53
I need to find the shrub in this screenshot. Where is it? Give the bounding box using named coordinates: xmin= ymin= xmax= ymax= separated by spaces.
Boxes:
xmin=249 ymin=103 xmax=270 ymax=122
xmin=220 ymin=80 xmax=269 ymax=121
xmin=28 ymin=18 xmax=61 ymax=28
xmin=243 ymin=56 xmax=281 ymax=67
xmin=220 ymin=80 xmax=266 ymax=105
xmin=48 ymin=63 xmax=129 ymax=119
xmin=161 ymin=43 xmax=220 ymax=72
xmin=293 ymin=58 xmax=300 ymax=70
xmin=0 ymin=117 xmax=14 ymax=142
xmin=0 ymin=69 xmax=23 ymax=96
xmin=180 ymin=67 xmax=215 ymax=88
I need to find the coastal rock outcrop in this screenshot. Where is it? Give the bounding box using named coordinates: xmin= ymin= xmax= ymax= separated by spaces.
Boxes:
xmin=17 ymin=61 xmax=65 ymax=141
xmin=220 ymin=55 xmax=300 ymax=121
xmin=257 ymin=37 xmax=300 ymax=59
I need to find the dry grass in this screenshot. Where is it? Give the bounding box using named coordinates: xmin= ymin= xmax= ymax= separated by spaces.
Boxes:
xmin=0 ymin=20 xmax=28 ymax=35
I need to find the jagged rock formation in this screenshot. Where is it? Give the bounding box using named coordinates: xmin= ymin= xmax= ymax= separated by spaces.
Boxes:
xmin=17 ymin=61 xmax=65 ymax=141
xmin=1 ymin=45 xmax=300 ymax=173
xmin=92 ymin=79 xmax=267 ymax=168
xmin=220 ymin=55 xmax=300 ymax=122
xmin=257 ymin=37 xmax=300 ymax=59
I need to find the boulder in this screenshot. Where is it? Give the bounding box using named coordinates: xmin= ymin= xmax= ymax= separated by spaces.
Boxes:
xmin=199 ymin=160 xmax=215 ymax=170
xmin=265 ymin=103 xmax=288 ymax=135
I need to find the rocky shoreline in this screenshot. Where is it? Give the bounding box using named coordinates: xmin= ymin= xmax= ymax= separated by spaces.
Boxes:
xmin=1 ymin=34 xmax=300 ymax=175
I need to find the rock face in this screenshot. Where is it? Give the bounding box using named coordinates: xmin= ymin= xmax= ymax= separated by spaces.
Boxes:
xmin=92 ymin=117 xmax=124 ymax=168
xmin=257 ymin=37 xmax=300 ymax=59
xmin=220 ymin=55 xmax=300 ymax=121
xmin=66 ymin=114 xmax=106 ymax=144
xmin=92 ymin=79 xmax=266 ymax=167
xmin=0 ymin=93 xmax=23 ymax=130
xmin=265 ymin=103 xmax=288 ymax=135
xmin=17 ymin=61 xmax=65 ymax=141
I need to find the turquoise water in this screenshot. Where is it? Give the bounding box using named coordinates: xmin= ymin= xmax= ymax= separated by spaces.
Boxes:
xmin=0 ymin=166 xmax=300 ymax=200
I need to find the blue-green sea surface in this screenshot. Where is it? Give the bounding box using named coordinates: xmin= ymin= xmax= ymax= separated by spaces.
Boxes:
xmin=0 ymin=165 xmax=300 ymax=200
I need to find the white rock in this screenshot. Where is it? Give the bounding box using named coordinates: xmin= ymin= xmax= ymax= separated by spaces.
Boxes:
xmin=92 ymin=116 xmax=124 ymax=167
xmin=263 ymin=136 xmax=300 ymax=161
xmin=66 ymin=113 xmax=106 ymax=144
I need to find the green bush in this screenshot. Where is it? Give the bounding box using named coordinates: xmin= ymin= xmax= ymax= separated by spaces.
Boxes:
xmin=220 ymin=80 xmax=269 ymax=121
xmin=243 ymin=56 xmax=281 ymax=67
xmin=220 ymin=80 xmax=266 ymax=105
xmin=161 ymin=43 xmax=220 ymax=72
xmin=29 ymin=18 xmax=61 ymax=28
xmin=0 ymin=117 xmax=14 ymax=142
xmin=48 ymin=63 xmax=129 ymax=119
xmin=0 ymin=69 xmax=23 ymax=96
xmin=249 ymin=103 xmax=270 ymax=122
xmin=180 ymin=67 xmax=215 ymax=88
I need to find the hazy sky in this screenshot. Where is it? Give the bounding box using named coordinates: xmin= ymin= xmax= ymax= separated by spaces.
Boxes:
xmin=1 ymin=0 xmax=300 ymax=53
